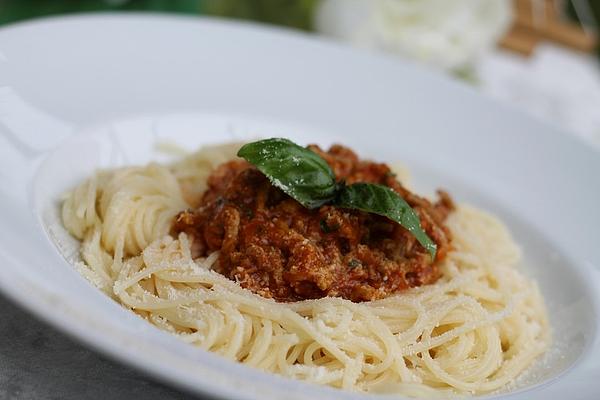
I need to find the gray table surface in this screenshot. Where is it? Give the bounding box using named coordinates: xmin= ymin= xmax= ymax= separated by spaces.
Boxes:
xmin=0 ymin=294 xmax=195 ymax=400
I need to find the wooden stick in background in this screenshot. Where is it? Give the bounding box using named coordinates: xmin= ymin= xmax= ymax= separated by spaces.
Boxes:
xmin=501 ymin=0 xmax=598 ymax=55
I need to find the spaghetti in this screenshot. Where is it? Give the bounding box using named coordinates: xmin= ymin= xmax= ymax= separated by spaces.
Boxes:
xmin=61 ymin=143 xmax=550 ymax=397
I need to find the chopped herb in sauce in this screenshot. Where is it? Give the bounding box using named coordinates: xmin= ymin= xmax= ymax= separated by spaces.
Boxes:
xmin=320 ymin=218 xmax=340 ymax=233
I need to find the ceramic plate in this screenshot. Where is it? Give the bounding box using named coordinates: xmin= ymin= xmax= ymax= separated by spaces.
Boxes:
xmin=0 ymin=14 xmax=599 ymax=400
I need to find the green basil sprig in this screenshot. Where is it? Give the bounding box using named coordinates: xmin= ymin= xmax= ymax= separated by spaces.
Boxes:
xmin=237 ymin=138 xmax=437 ymax=259
xmin=237 ymin=138 xmax=338 ymax=209
xmin=336 ymin=183 xmax=437 ymax=258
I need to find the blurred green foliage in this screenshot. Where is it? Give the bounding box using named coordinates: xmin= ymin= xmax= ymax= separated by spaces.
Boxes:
xmin=566 ymin=0 xmax=600 ymax=26
xmin=0 ymin=0 xmax=318 ymax=30
xmin=204 ymin=0 xmax=318 ymax=31
xmin=0 ymin=0 xmax=203 ymax=24
xmin=566 ymin=1 xmax=600 ymax=59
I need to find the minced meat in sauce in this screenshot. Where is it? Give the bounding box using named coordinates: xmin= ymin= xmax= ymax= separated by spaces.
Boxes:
xmin=172 ymin=145 xmax=454 ymax=302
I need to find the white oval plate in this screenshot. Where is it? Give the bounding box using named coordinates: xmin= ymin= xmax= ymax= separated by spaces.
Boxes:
xmin=1 ymin=14 xmax=599 ymax=400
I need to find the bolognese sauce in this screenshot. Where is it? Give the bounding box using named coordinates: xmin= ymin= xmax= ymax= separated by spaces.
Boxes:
xmin=172 ymin=145 xmax=454 ymax=302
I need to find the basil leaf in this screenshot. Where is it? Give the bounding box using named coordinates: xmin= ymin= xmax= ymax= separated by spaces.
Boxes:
xmin=237 ymin=138 xmax=337 ymax=209
xmin=336 ymin=183 xmax=437 ymax=260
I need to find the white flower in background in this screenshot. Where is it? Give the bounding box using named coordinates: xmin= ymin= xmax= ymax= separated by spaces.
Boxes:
xmin=316 ymin=0 xmax=512 ymax=71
